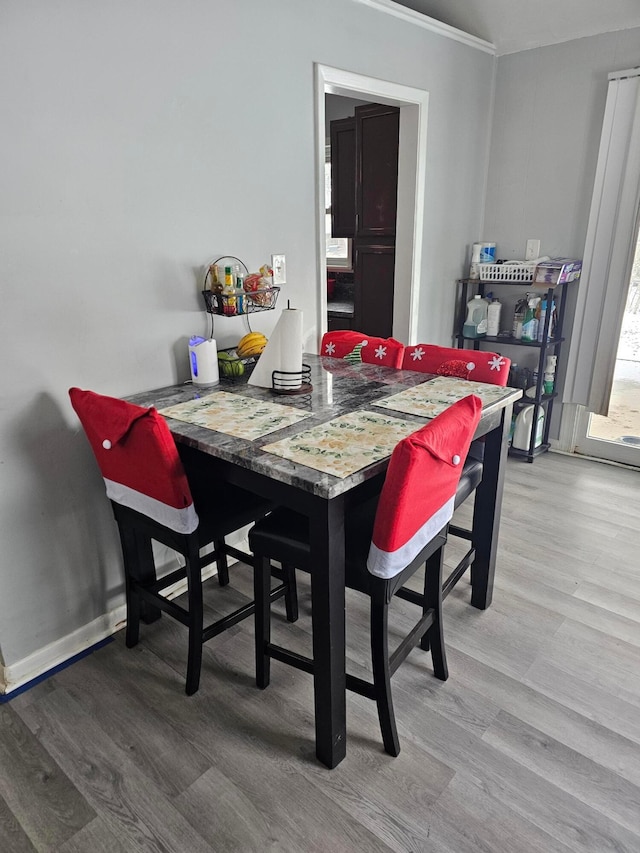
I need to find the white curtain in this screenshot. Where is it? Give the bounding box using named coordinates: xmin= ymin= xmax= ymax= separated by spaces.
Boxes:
xmin=564 ymin=69 xmax=640 ymax=415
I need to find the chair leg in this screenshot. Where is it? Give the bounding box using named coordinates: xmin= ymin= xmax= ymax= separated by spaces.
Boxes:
xmin=125 ymin=582 xmax=141 ymax=649
xmin=423 ymin=547 xmax=448 ymax=682
xmin=215 ymin=538 xmax=230 ymax=587
xmin=117 ymin=523 xmax=143 ymax=647
xmin=370 ymin=593 xmax=400 ymax=757
xmin=185 ymin=541 xmax=204 ymax=696
xmin=282 ymin=563 xmax=298 ymax=623
xmin=124 ymin=524 xmax=162 ymax=625
xmin=419 ymin=562 xmax=430 ymax=652
xmin=254 ymin=554 xmax=272 ymax=689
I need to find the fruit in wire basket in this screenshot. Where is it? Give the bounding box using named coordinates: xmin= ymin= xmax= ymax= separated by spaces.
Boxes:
xmin=243 ymin=269 xmax=272 ymax=306
xmin=217 ymin=351 xmax=244 ymax=377
xmin=236 ymin=332 xmax=267 ymax=359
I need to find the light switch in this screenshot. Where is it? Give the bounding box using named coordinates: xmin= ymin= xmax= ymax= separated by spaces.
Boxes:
xmin=272 ymin=254 xmax=286 ymax=285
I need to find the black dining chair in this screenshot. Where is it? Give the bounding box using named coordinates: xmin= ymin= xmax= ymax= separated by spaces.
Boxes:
xmin=401 ymin=343 xmax=511 ymax=598
xmin=69 ymin=387 xmax=297 ymax=696
xmin=249 ymin=395 xmax=482 ymax=755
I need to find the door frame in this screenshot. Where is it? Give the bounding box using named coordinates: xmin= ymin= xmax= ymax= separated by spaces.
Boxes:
xmin=315 ymin=64 xmax=429 ymax=347
xmin=574 ymin=405 xmax=640 ymax=467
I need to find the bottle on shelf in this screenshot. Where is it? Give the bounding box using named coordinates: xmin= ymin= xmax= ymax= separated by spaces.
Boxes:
xmin=512 ymin=296 xmax=527 ymax=340
xmin=223 ymin=265 xmax=237 ymax=316
xmin=487 ymin=298 xmax=502 ymax=337
xmin=536 ymin=296 xmax=557 ymax=342
xmin=234 ymin=264 xmax=245 ymax=314
xmin=521 ymin=293 xmax=541 ymax=342
xmin=209 ymin=263 xmax=222 ymax=293
xmin=544 ymin=355 xmax=557 ymax=394
xmin=469 ymin=242 xmax=482 ymax=280
xmin=463 ymin=294 xmax=488 ymax=338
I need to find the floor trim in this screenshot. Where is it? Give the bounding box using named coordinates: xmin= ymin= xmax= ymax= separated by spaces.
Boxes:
xmin=0 ymin=606 xmax=126 ymax=698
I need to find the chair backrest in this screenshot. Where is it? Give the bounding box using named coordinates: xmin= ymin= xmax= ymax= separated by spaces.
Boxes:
xmin=367 ymin=395 xmax=482 ymax=579
xmin=69 ymin=388 xmax=198 ymax=534
xmin=402 ymin=344 xmax=510 ymax=385
xmin=321 ymin=330 xmax=405 ymax=369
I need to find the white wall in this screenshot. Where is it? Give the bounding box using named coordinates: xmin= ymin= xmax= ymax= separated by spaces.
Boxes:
xmin=483 ymin=27 xmax=640 ymax=435
xmin=325 ymin=94 xmax=372 ymax=128
xmin=0 ymin=0 xmax=494 ymax=676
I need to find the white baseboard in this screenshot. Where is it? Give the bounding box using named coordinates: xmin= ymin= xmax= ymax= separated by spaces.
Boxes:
xmin=1 ymin=605 xmax=127 ymax=696
xmin=0 ymin=537 xmax=250 ymax=697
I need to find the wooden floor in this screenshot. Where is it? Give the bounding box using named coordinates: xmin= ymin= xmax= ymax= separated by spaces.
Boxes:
xmin=1 ymin=452 xmax=639 ymax=852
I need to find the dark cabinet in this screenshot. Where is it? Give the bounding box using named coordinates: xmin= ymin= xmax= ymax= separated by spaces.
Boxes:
xmin=353 ymin=245 xmax=395 ymax=337
xmin=329 ymin=104 xmax=399 ymax=339
xmin=330 ymin=117 xmax=356 ymax=239
xmin=327 ymin=315 xmax=353 ymax=332
xmin=355 ymin=104 xmax=399 ymax=238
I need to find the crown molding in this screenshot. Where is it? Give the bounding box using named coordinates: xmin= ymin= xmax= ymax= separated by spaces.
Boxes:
xmin=352 ymin=0 xmax=496 ymax=55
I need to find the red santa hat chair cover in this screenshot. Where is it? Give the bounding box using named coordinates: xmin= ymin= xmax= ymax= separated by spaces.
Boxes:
xmin=69 ymin=388 xmax=297 ymax=695
xmin=249 ymin=394 xmax=482 ymax=755
xmin=367 ymin=394 xmax=483 ymax=580
xmin=321 ymin=330 xmax=405 ymax=368
xmin=401 ymin=344 xmax=511 ymax=598
xmin=402 ymin=343 xmax=510 ymax=385
xmin=69 ymin=388 xmax=199 ymax=534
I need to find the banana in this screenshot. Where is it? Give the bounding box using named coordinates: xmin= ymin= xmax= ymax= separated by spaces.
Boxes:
xmin=236 ymin=332 xmax=267 ymax=359
xmin=238 ymin=342 xmax=267 ymax=359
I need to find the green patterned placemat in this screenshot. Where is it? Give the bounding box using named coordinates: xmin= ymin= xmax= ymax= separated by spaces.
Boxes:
xmin=159 ymin=391 xmax=310 ymax=440
xmin=261 ymin=410 xmax=418 ymax=478
xmin=374 ymin=375 xmax=507 ymax=418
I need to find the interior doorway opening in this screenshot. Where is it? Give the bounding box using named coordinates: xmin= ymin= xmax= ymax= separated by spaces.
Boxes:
xmin=325 ymin=97 xmax=400 ymax=338
xmin=314 ymin=65 xmax=429 ymax=349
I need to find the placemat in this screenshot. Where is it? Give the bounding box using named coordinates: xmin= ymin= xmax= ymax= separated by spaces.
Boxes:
xmin=261 ymin=410 xmax=418 ymax=478
xmin=374 ymin=376 xmax=507 ymax=418
xmin=159 ymin=391 xmax=311 ymax=440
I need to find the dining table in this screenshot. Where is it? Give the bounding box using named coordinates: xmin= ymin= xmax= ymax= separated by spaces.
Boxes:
xmin=128 ymin=353 xmax=522 ymax=769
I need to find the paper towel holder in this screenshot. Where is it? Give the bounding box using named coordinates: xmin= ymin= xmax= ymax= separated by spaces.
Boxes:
xmin=271 ymin=365 xmax=312 ymax=395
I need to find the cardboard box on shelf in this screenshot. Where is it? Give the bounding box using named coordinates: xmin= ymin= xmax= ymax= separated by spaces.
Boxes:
xmin=534 ymin=258 xmax=582 ymax=286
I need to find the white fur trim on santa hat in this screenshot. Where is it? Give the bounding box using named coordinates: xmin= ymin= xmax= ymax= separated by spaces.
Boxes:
xmin=104 ymin=478 xmax=199 ymax=534
xmin=366 ymin=496 xmax=454 ymax=580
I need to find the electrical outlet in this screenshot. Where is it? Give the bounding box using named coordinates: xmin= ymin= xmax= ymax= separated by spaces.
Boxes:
xmin=525 ymin=239 xmax=540 ymax=261
xmin=271 ymin=254 xmax=286 ymax=285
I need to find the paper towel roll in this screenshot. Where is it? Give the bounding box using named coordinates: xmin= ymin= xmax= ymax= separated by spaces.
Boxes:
xmin=189 ymin=337 xmax=219 ymax=386
xmin=280 ymin=308 xmax=303 ymax=378
xmin=248 ymin=308 xmax=303 ymax=390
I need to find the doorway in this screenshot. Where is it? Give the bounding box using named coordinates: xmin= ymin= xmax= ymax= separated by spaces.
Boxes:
xmin=326 ymin=97 xmax=400 ymax=337
xmin=315 ymin=65 xmax=429 ymax=348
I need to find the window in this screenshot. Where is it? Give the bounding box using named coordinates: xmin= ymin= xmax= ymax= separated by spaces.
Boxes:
xmin=325 ymin=148 xmax=352 ymax=270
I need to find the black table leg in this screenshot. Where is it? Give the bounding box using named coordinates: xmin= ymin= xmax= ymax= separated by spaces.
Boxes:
xmin=470 ymin=404 xmax=512 ymax=610
xmin=309 ymin=496 xmax=347 ymax=769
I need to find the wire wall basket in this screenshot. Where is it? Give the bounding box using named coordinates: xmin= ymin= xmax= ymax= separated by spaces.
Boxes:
xmin=202 ymin=255 xmax=280 ymax=316
xmin=202 ymin=287 xmax=280 ymax=316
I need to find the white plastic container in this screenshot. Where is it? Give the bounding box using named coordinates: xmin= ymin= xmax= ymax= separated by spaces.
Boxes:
xmin=189 ymin=336 xmax=219 ymax=386
xmin=469 ymin=242 xmax=482 ymax=279
xmin=512 ymin=404 xmax=544 ymax=451
xmin=479 ymin=243 xmax=496 ymax=263
xmin=463 ymin=294 xmax=488 ymax=338
xmin=487 ymin=299 xmax=502 ymax=336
